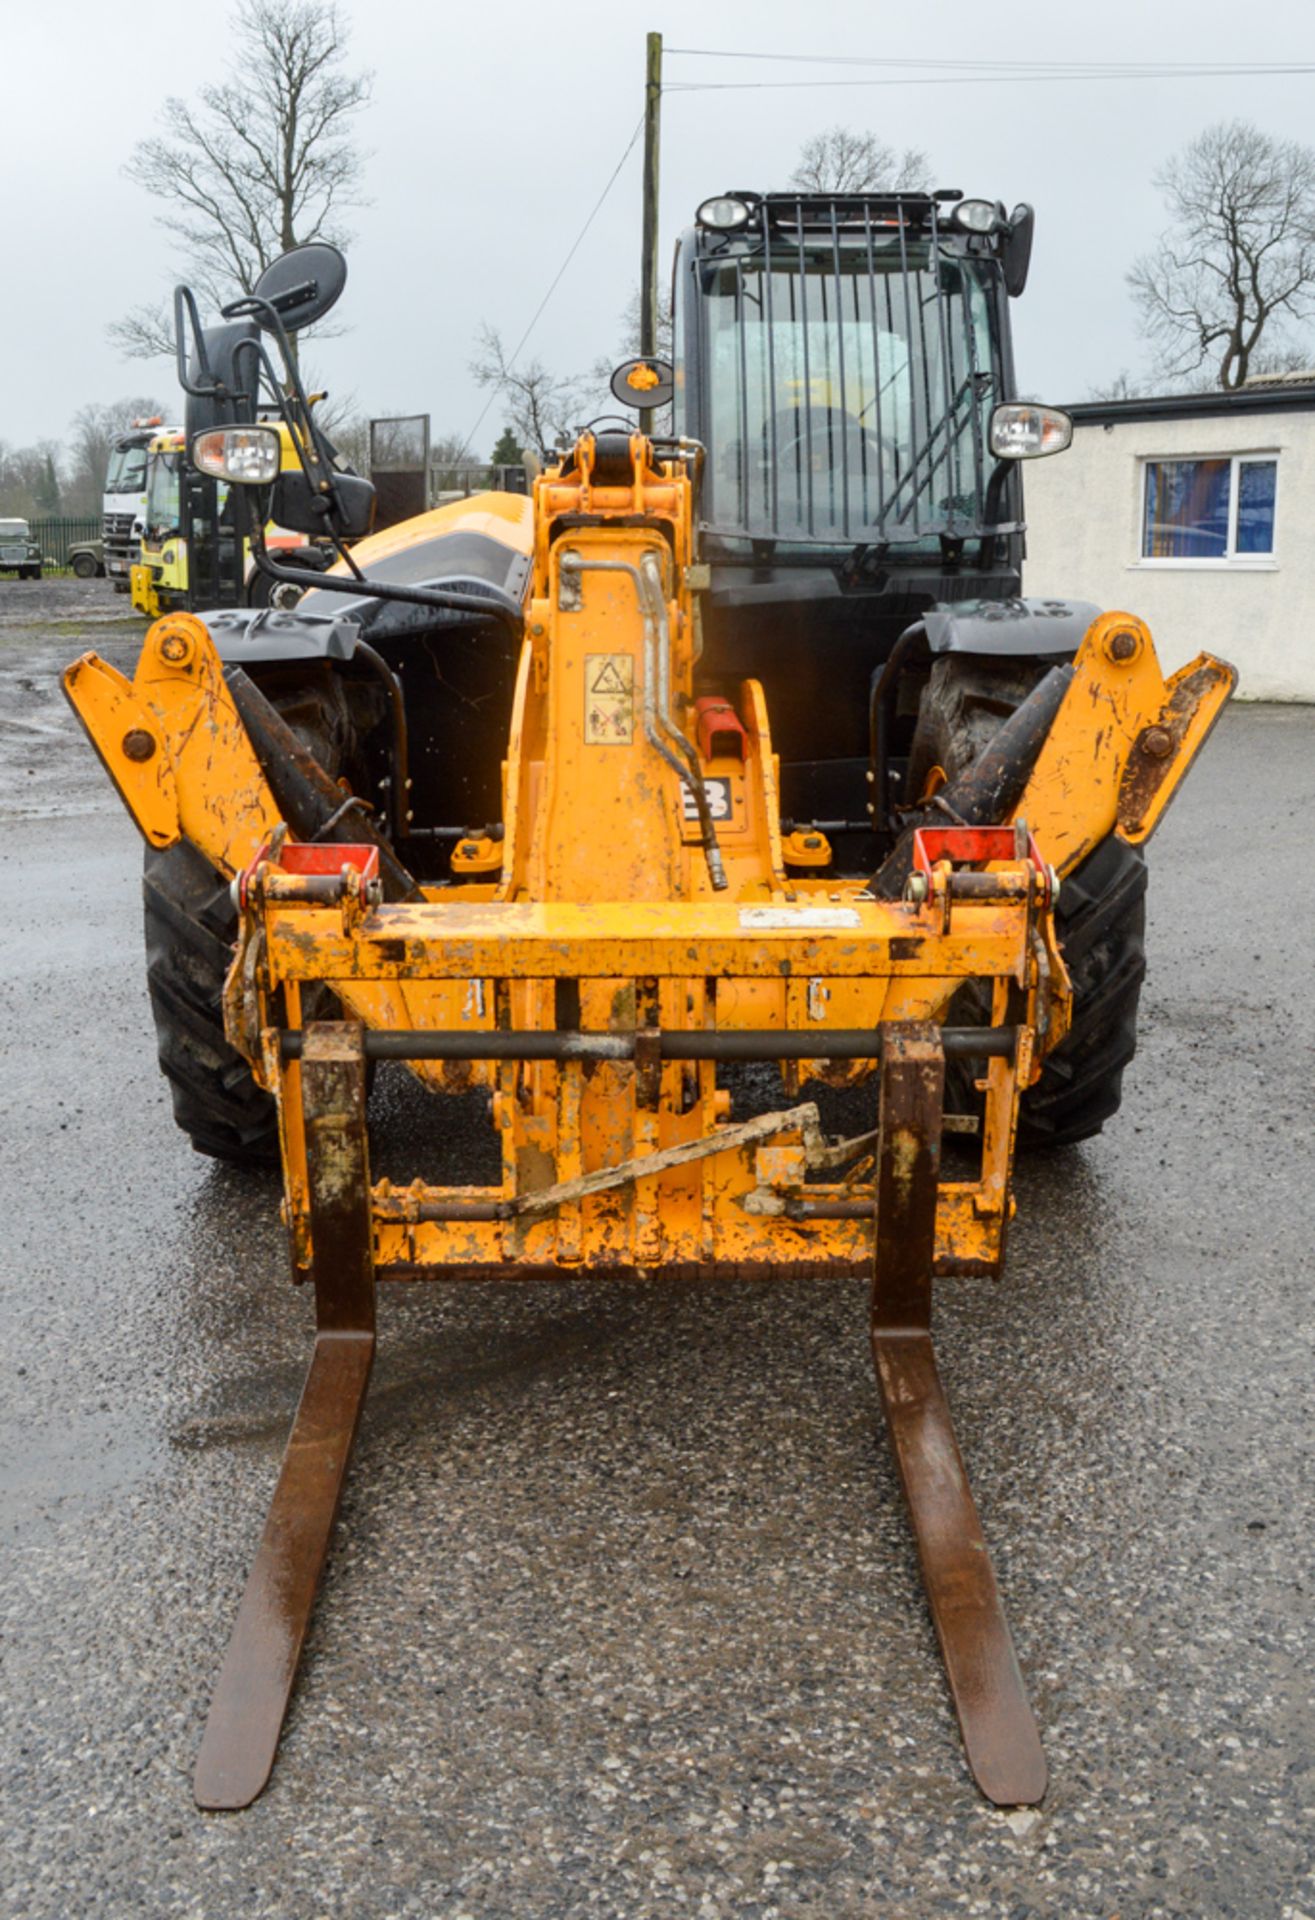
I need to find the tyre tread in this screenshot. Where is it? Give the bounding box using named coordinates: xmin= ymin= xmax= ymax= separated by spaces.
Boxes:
xmin=910 ymin=655 xmax=1147 ymax=1148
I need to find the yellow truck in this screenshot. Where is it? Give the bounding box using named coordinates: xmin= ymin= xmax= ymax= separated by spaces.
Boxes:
xmin=131 ymin=422 xmax=335 ymax=616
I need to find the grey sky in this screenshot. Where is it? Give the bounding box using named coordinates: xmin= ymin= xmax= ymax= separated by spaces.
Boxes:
xmin=4 ymin=0 xmax=1314 ymax=454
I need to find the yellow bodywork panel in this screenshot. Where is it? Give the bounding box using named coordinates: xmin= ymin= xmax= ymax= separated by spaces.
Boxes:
xmin=1017 ymin=612 xmax=1237 ymax=877
xmin=63 ymin=613 xmax=280 ymax=869
xmin=321 ymin=489 xmax=534 ymax=578
xmin=61 ymin=652 xmax=179 ymax=848
xmin=129 ymin=563 xmax=162 ymax=622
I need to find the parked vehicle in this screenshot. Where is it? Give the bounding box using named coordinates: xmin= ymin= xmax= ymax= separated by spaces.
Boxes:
xmin=68 ymin=538 xmax=106 ymax=578
xmin=64 ymin=220 xmax=1237 ymax=1813
xmin=131 ymin=422 xmax=341 ymax=617
xmin=103 ymin=421 xmax=163 ymax=591
xmin=0 ymin=518 xmax=43 ymax=578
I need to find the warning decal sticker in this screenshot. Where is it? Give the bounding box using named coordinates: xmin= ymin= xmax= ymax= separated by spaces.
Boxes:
xmin=584 ymin=654 xmax=635 ymax=744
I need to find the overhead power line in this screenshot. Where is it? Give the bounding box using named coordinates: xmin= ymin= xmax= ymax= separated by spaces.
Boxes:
xmin=464 ymin=114 xmax=644 ymax=453
xmin=667 ymin=68 xmax=1315 ymax=93
xmin=664 ymin=48 xmax=1315 ymax=90
xmin=667 ymin=47 xmax=1315 ymax=73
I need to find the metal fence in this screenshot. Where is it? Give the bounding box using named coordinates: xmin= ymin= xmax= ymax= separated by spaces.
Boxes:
xmin=429 ymin=464 xmax=528 ymax=503
xmin=29 ymin=517 xmax=102 ymax=566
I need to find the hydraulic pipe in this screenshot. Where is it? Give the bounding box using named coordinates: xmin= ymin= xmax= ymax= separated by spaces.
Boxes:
xmin=866 ymin=662 xmax=1074 ymax=899
xmin=225 ymin=666 xmax=423 ymax=903
xmin=280 ymin=1027 xmax=1018 ymax=1064
xmin=867 ymin=622 xmax=926 ymax=838
xmin=351 ymin=640 xmax=411 ymax=843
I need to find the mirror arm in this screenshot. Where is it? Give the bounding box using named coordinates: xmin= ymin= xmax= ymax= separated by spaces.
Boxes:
xmin=222 ymin=292 xmax=300 ymax=374
xmin=233 ymin=305 xmax=353 ymax=515
xmin=983 ymin=457 xmax=1015 ymax=526
xmin=174 ymin=286 xmax=218 ymax=399
xmin=329 ymin=533 xmax=366 ymax=583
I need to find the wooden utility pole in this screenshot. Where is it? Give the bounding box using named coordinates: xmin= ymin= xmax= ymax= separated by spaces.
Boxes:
xmin=639 ymin=30 xmax=662 ymax=432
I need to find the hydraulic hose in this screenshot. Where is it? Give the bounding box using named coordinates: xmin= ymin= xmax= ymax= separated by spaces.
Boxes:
xmin=866 ymin=662 xmax=1074 ymax=899
xmin=226 ymin=666 xmax=424 ymax=903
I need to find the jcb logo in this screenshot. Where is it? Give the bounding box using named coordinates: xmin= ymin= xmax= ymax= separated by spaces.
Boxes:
xmin=681 ymin=777 xmax=731 ymax=821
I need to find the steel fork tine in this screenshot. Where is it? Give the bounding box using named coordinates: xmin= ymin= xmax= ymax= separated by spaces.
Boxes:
xmin=193 ymin=1333 xmax=373 ymax=1809
xmin=194 ymin=1023 xmax=375 ymax=1810
xmin=871 ymin=1024 xmax=1047 ymax=1806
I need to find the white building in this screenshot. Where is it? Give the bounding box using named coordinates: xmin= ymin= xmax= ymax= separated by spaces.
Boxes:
xmin=1022 ymin=380 xmax=1315 ymax=700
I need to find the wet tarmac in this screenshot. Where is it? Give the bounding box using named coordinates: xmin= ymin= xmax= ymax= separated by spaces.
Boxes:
xmin=2 ymin=585 xmax=1312 ymax=1918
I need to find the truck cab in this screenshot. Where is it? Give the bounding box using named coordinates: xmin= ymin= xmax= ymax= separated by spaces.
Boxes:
xmin=131 ymin=421 xmax=337 ymax=617
xmin=103 ymin=424 xmax=160 ymax=589
xmin=668 ymin=190 xmax=1045 ymax=853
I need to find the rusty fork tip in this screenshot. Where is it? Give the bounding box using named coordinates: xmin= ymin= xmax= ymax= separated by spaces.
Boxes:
xmin=974 ymin=1756 xmax=1049 ymax=1809
xmin=192 ymin=1757 xmax=276 ymax=1812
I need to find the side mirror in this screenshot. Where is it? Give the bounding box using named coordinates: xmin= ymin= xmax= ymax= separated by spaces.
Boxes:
xmin=1002 ymin=205 xmax=1035 ymax=299
xmin=242 ymin=243 xmax=348 ymax=334
xmin=271 ymin=467 xmax=375 ymax=540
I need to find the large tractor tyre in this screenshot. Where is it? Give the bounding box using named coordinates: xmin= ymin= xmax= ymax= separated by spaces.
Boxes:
xmin=142 ymin=670 xmax=355 ymax=1163
xmin=908 ymin=654 xmax=1147 ymax=1149
xmin=143 ymin=838 xmax=280 ymax=1163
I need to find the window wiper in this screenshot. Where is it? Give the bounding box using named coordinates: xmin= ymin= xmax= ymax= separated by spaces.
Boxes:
xmin=878 ymin=372 xmax=989 ymax=528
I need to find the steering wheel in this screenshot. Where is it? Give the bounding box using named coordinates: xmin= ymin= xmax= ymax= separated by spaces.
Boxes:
xmin=773 ymin=407 xmax=899 ymax=481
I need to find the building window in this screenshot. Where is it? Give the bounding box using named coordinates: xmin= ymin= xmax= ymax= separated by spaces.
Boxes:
xmin=1140 ymin=454 xmax=1277 ymax=563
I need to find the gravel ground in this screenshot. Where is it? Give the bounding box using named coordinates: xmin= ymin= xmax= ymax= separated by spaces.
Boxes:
xmin=1 ymin=591 xmax=1312 ymax=1918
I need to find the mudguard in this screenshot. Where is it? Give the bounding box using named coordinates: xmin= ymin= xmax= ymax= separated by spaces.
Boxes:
xmin=924 ymin=597 xmax=1101 ymax=659
xmin=198 ymin=566 xmax=527 ymax=663
xmin=199 ymin=607 xmax=362 ymax=664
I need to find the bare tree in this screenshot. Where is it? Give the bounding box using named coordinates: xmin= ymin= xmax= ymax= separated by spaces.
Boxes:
xmin=325 ymin=411 xmax=371 ymax=473
xmin=585 ymin=286 xmax=676 ymax=427
xmin=788 ymin=127 xmax=930 ymax=195
xmin=0 ymin=441 xmax=67 ymax=518
xmin=1084 ymin=370 xmax=1148 ymax=404
xmin=611 ymin=284 xmax=674 ymax=364
xmin=64 ymin=397 xmax=167 ymax=513
xmin=110 ymin=0 xmax=371 ymax=359
xmin=470 ymin=324 xmax=588 ymax=453
xmin=428 ymin=433 xmax=476 ymax=485
xmin=1129 ymin=120 xmax=1315 ymax=391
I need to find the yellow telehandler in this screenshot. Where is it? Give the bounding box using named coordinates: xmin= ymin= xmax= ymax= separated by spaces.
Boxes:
xmin=64 ymin=209 xmax=1233 ymax=1811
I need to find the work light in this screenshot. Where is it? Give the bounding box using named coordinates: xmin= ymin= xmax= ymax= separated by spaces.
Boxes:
xmin=191 ymin=426 xmax=282 ymax=485
xmin=697 ymin=196 xmax=752 ymax=231
xmin=952 ymin=199 xmax=1001 ymax=234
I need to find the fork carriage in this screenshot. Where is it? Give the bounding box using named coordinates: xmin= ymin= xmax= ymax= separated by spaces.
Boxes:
xmin=189 ymin=813 xmax=1066 ymax=1810
xmin=234 ymin=830 xmax=1061 ymax=1282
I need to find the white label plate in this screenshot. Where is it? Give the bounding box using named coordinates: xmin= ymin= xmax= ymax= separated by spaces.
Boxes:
xmin=738 ymin=906 xmax=861 ymax=930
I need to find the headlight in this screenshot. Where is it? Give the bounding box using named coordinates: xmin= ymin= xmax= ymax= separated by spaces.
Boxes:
xmin=989 ymin=404 xmax=1073 ymax=459
xmin=697 ymin=195 xmax=753 ymax=232
xmin=951 ymin=199 xmax=1000 ymax=234
xmin=191 ymin=426 xmax=282 ymax=485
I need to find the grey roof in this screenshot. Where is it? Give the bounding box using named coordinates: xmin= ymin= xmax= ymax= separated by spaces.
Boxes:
xmin=1068 ymin=385 xmax=1315 ymax=426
